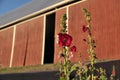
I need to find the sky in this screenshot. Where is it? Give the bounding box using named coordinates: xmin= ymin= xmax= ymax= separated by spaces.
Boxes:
xmin=0 ymin=0 xmax=32 ymax=16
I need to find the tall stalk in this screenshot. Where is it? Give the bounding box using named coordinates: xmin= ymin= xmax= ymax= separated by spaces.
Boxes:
xmin=82 ymin=8 xmax=96 ymax=80
xmin=59 ymin=14 xmax=70 ymax=80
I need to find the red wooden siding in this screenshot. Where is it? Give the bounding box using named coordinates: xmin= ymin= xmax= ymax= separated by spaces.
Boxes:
xmin=25 ymin=16 xmax=44 ymax=66
xmin=12 ymin=22 xmax=28 ymax=67
xmin=0 ymin=28 xmax=13 ymax=67
xmin=68 ymin=0 xmax=120 ymax=62
xmin=69 ymin=3 xmax=89 ymax=62
xmin=12 ymin=16 xmax=44 ymax=67
xmin=54 ymin=8 xmax=66 ymax=63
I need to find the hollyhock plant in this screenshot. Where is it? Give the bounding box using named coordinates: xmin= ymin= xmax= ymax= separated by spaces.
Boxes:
xmin=74 ymin=8 xmax=117 ymax=80
xmin=58 ymin=14 xmax=77 ymax=80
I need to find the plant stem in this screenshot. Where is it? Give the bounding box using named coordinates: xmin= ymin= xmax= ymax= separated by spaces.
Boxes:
xmin=64 ymin=47 xmax=69 ymax=80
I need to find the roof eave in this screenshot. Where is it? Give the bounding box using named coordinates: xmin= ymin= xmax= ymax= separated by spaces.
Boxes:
xmin=0 ymin=0 xmax=76 ymax=29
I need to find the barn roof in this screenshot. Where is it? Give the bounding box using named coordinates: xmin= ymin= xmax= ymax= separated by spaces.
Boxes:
xmin=0 ymin=0 xmax=76 ymax=28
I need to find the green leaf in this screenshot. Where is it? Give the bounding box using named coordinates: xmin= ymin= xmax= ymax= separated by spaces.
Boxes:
xmin=99 ymin=75 xmax=107 ymax=80
xmin=60 ymin=77 xmax=67 ymax=80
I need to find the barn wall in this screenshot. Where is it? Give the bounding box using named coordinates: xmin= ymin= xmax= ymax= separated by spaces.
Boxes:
xmin=12 ymin=21 xmax=29 ymax=67
xmin=12 ymin=16 xmax=44 ymax=67
xmin=0 ymin=27 xmax=13 ymax=67
xmin=68 ymin=0 xmax=120 ymax=62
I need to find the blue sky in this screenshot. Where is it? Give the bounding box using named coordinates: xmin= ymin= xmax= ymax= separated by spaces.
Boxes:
xmin=0 ymin=0 xmax=32 ymax=16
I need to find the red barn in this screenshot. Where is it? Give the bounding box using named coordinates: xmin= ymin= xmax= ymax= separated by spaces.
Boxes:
xmin=0 ymin=0 xmax=120 ymax=68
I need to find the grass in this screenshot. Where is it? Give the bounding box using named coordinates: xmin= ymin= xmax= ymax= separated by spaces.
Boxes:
xmin=0 ymin=64 xmax=59 ymax=74
xmin=0 ymin=60 xmax=115 ymax=74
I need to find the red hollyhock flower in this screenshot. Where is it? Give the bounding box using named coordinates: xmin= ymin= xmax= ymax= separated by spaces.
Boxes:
xmin=112 ymin=66 xmax=116 ymax=76
xmin=70 ymin=46 xmax=76 ymax=53
xmin=58 ymin=33 xmax=72 ymax=47
xmin=82 ymin=25 xmax=88 ymax=32
xmin=112 ymin=70 xmax=115 ymax=76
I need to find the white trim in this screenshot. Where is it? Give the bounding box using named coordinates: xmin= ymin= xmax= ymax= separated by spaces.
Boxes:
xmin=9 ymin=25 xmax=16 ymax=67
xmin=15 ymin=10 xmax=56 ymax=27
xmin=0 ymin=26 xmax=15 ymax=32
xmin=41 ymin=15 xmax=46 ymax=64
xmin=66 ymin=6 xmax=69 ymax=33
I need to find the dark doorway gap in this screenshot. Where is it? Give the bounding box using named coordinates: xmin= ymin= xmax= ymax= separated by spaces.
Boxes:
xmin=44 ymin=13 xmax=55 ymax=64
